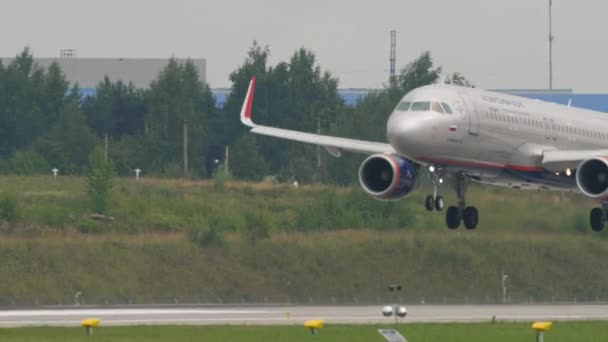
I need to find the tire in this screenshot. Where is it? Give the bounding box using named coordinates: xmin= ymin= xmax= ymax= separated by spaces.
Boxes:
xmin=590 ymin=207 xmax=604 ymax=232
xmin=425 ymin=195 xmax=435 ymax=211
xmin=446 ymin=206 xmax=460 ymax=229
xmin=435 ymin=196 xmax=445 ymax=211
xmin=463 ymin=206 xmax=479 ymax=230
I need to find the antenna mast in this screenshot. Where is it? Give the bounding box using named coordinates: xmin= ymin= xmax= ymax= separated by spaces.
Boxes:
xmin=549 ymin=0 xmax=554 ymax=89
xmin=389 ymin=30 xmax=396 ymax=82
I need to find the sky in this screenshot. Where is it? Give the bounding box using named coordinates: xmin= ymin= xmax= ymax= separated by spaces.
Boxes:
xmin=2 ymin=0 xmax=608 ymax=92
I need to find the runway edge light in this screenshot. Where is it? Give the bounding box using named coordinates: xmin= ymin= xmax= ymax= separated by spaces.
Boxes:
xmin=304 ymin=319 xmax=325 ymax=336
xmin=81 ymin=318 xmax=101 ymax=336
xmin=532 ymin=321 xmax=552 ymax=342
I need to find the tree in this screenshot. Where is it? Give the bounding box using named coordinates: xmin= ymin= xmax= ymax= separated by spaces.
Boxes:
xmin=86 ymin=147 xmax=114 ymax=214
xmin=221 ymin=43 xmax=346 ymax=183
xmin=145 ymin=59 xmax=216 ymax=177
xmin=446 ymin=72 xmax=475 ymax=87
xmin=397 ymin=51 xmax=442 ymax=93
xmin=82 ymin=77 xmax=146 ymax=162
xmin=229 ymin=134 xmax=269 ymax=180
xmin=0 ymin=49 xmax=69 ymax=168
xmin=35 ymin=99 xmax=97 ymax=174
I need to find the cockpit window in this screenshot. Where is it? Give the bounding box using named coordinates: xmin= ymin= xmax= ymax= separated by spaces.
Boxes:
xmin=396 ymin=101 xmax=411 ymax=111
xmin=431 ymin=102 xmax=444 ymax=113
xmin=441 ymin=103 xmax=453 ymax=114
xmin=410 ymin=101 xmax=431 ymax=111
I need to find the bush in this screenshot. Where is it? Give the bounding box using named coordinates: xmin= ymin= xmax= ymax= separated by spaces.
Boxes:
xmin=188 ymin=225 xmax=225 ymax=247
xmin=9 ymin=150 xmax=49 ymax=175
xmin=87 ymin=148 xmax=115 ymax=214
xmin=243 ymin=210 xmax=271 ymax=243
xmin=0 ymin=192 xmax=21 ymax=222
xmin=77 ymin=218 xmax=103 ymax=234
xmin=213 ymin=167 xmax=232 ymax=191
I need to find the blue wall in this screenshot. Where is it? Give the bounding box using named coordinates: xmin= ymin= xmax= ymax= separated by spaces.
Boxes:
xmin=79 ymin=87 xmax=608 ymax=113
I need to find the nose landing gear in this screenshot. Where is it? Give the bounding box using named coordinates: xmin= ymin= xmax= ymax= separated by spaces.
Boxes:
xmin=424 ymin=167 xmax=444 ymax=212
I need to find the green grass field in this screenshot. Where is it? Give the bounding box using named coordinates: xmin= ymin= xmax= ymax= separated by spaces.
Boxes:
xmin=0 ymin=176 xmax=608 ymax=305
xmin=1 ymin=322 xmax=607 ymax=342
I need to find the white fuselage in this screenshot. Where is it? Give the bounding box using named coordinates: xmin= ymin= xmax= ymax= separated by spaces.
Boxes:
xmin=387 ymin=85 xmax=608 ymax=191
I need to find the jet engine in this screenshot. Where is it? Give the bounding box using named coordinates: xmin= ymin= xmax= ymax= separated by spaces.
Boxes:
xmin=576 ymin=157 xmax=608 ymax=200
xmin=358 ymin=154 xmax=418 ymax=200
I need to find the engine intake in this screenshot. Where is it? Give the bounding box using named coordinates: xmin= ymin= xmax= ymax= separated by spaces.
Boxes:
xmin=576 ymin=157 xmax=608 ymax=199
xmin=358 ymin=154 xmax=418 ymax=200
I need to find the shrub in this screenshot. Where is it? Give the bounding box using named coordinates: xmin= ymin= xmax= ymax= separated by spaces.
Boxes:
xmin=243 ymin=210 xmax=271 ymax=243
xmin=0 ymin=192 xmax=20 ymax=222
xmin=77 ymin=218 xmax=103 ymax=234
xmin=86 ymin=148 xmax=115 ymax=214
xmin=9 ymin=150 xmax=49 ymax=175
xmin=188 ymin=226 xmax=225 ymax=247
xmin=213 ymin=167 xmax=232 ymax=191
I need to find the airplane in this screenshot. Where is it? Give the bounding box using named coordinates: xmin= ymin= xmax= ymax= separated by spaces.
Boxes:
xmin=240 ymin=76 xmax=608 ymax=231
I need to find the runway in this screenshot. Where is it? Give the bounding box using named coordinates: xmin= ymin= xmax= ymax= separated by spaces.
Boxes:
xmin=1 ymin=305 xmax=608 ymax=327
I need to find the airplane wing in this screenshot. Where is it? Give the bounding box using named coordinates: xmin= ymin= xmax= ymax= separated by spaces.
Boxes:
xmin=542 ymin=149 xmax=608 ymax=172
xmin=240 ymin=77 xmax=396 ymax=155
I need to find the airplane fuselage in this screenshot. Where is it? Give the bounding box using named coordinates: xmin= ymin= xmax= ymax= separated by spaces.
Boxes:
xmin=387 ymin=85 xmax=608 ymax=192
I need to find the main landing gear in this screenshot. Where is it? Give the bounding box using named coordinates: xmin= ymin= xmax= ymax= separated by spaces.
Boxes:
xmin=589 ymin=204 xmax=608 ymax=232
xmin=423 ymin=171 xmax=479 ymax=230
xmin=445 ymin=174 xmax=478 ymax=230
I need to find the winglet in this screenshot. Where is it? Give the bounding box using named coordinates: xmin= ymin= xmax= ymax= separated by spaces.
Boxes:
xmin=240 ymin=76 xmax=256 ymax=127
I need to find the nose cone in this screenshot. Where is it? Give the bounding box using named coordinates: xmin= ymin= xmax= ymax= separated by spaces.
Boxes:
xmin=387 ymin=111 xmax=422 ymax=146
xmin=387 ymin=111 xmax=431 ymax=157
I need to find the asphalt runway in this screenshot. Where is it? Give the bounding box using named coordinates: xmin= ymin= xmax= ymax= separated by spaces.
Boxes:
xmin=1 ymin=305 xmax=608 ymax=327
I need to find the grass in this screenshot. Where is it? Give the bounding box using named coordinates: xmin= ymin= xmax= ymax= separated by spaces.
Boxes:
xmin=0 ymin=176 xmax=607 ymax=305
xmin=0 ymin=229 xmax=608 ymax=306
xmin=0 ymin=175 xmax=602 ymax=236
xmin=1 ymin=322 xmax=607 ymax=341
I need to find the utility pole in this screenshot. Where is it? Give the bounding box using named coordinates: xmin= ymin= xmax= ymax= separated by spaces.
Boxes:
xmin=548 ymin=0 xmax=554 ymax=89
xmin=183 ymin=119 xmax=188 ymax=176
xmin=316 ymin=118 xmax=321 ymax=168
xmin=224 ymin=145 xmax=229 ymax=174
xmin=502 ymin=271 xmax=508 ymax=304
xmin=389 ymin=30 xmax=397 ymax=83
xmin=104 ymin=134 xmax=109 ymax=162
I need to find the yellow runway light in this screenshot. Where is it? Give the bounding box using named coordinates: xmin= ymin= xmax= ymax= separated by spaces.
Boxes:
xmin=304 ymin=319 xmax=325 ymax=335
xmin=81 ymin=318 xmax=101 ymax=336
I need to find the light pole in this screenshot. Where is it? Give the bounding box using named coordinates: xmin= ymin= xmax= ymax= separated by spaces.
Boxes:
xmin=388 ymin=284 xmax=403 ymax=324
xmin=502 ymin=271 xmax=509 ymax=304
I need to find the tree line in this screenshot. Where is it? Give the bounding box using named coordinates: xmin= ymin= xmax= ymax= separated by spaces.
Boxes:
xmin=0 ymin=44 xmax=470 ymax=184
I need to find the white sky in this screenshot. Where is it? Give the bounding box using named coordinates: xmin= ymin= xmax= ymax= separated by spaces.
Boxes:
xmin=2 ymin=0 xmax=608 ymax=92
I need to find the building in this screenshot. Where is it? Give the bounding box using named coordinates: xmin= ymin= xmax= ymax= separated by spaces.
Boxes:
xmin=2 ymin=54 xmax=206 ymax=94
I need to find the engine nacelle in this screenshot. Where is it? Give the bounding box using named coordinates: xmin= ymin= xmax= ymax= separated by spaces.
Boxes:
xmin=358 ymin=154 xmax=418 ymax=200
xmin=576 ymin=157 xmax=608 ymax=200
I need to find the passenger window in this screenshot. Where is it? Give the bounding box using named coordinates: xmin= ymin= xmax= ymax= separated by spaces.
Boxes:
xmin=441 ymin=103 xmax=453 ymax=114
xmin=396 ymin=101 xmax=411 ymax=111
xmin=410 ymin=102 xmax=431 ymax=111
xmin=431 ymin=102 xmax=444 ymax=113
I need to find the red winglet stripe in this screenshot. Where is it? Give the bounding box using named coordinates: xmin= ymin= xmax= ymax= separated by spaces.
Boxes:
xmin=245 ymin=77 xmax=256 ymax=119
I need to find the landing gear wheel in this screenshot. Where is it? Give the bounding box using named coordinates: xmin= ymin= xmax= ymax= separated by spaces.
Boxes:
xmin=446 ymin=206 xmax=460 ymax=229
xmin=425 ymin=195 xmax=435 ymax=211
xmin=463 ymin=207 xmax=479 ymax=230
xmin=435 ymin=196 xmax=445 ymax=211
xmin=590 ymin=208 xmax=605 ymax=232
